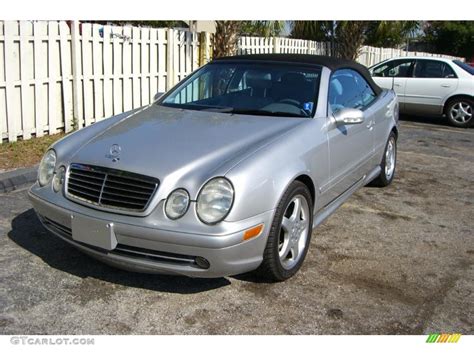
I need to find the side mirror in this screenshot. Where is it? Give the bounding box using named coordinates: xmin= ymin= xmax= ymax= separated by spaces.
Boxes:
xmin=333 ymin=108 xmax=365 ymax=126
xmin=153 ymin=92 xmax=165 ymax=101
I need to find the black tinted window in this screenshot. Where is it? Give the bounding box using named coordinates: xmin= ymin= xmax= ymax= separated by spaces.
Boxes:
xmin=329 ymin=69 xmax=377 ymax=112
xmin=372 ymin=59 xmax=414 ymax=78
xmin=453 ymin=60 xmax=474 ymax=75
xmin=414 ymin=60 xmax=457 ymax=78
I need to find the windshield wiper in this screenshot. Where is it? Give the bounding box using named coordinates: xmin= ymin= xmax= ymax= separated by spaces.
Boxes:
xmin=229 ymin=109 xmax=307 ymax=118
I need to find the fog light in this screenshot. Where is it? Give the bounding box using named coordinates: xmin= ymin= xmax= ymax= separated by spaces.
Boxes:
xmin=195 ymin=256 xmax=210 ymax=269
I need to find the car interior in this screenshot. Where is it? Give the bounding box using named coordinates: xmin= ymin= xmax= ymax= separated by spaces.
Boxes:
xmin=162 ymin=65 xmax=321 ymax=117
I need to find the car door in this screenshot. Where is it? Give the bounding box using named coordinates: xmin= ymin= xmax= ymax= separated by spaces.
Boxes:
xmin=404 ymin=59 xmax=459 ymax=115
xmin=326 ymin=69 xmax=377 ymax=202
xmin=371 ymin=58 xmax=415 ymax=111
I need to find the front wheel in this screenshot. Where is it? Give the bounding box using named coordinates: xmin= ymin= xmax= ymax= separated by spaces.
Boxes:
xmin=370 ymin=132 xmax=397 ymax=187
xmin=256 ymin=181 xmax=313 ymax=282
xmin=446 ymin=98 xmax=473 ymax=128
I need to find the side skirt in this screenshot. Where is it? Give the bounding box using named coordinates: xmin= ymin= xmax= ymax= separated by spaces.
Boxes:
xmin=312 ymin=166 xmax=381 ymax=229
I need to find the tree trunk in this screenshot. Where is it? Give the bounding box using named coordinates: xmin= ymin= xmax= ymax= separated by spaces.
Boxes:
xmin=335 ymin=21 xmax=368 ymax=60
xmin=213 ymin=21 xmax=240 ymax=58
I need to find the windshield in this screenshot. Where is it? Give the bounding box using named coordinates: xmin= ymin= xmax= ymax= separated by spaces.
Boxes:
xmin=453 ymin=60 xmax=474 ymax=75
xmin=159 ymin=62 xmax=322 ymax=118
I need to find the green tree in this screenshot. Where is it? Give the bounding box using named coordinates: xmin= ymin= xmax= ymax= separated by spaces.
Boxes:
xmin=335 ymin=21 xmax=369 ymax=60
xmin=424 ymin=21 xmax=474 ymax=59
xmin=290 ymin=21 xmax=421 ymax=59
xmin=290 ymin=21 xmax=368 ymax=60
xmin=291 ymin=21 xmax=333 ymax=41
xmin=240 ymin=21 xmax=285 ymax=37
xmin=89 ymin=21 xmax=188 ymax=28
xmin=364 ymin=21 xmax=420 ymax=47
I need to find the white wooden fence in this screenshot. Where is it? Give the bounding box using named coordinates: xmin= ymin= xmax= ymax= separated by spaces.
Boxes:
xmin=356 ymin=45 xmax=462 ymax=67
xmin=0 ymin=22 xmax=463 ymax=143
xmin=238 ymin=36 xmax=462 ymax=67
xmin=237 ymin=36 xmax=331 ymax=55
xmin=0 ymin=20 xmax=211 ymax=142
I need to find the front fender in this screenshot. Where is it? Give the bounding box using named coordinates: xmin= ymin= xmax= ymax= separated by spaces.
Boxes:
xmin=224 ymin=119 xmax=328 ymax=222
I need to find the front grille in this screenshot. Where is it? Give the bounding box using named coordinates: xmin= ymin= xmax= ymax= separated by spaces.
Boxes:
xmin=67 ymin=163 xmax=159 ymax=212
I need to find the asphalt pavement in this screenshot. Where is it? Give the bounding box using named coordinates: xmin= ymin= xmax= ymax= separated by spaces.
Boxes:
xmin=0 ymin=116 xmax=472 ymax=334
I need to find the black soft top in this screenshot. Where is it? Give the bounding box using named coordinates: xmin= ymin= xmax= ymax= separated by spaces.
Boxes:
xmin=214 ymin=54 xmax=383 ymax=95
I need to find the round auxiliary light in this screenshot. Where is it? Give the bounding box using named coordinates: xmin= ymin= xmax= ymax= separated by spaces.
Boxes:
xmin=52 ymin=166 xmax=66 ymax=193
xmin=165 ymin=189 xmax=190 ymax=220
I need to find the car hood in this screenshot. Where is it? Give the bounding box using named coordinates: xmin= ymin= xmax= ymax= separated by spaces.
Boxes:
xmin=70 ymin=105 xmax=305 ymax=198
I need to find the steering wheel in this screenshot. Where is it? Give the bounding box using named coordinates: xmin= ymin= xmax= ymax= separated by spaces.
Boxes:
xmin=278 ymin=99 xmax=301 ymax=108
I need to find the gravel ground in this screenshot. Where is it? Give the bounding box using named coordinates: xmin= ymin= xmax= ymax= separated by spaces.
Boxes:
xmin=0 ymin=117 xmax=472 ymax=335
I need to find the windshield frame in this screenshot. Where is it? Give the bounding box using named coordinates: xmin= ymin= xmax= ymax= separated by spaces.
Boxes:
xmin=156 ymin=60 xmax=323 ymax=119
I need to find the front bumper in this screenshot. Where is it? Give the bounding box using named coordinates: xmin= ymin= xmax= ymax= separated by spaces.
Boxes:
xmin=28 ymin=190 xmax=274 ymax=278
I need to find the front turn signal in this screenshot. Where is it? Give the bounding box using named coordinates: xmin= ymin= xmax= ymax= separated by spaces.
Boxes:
xmin=243 ymin=224 xmax=264 ymax=241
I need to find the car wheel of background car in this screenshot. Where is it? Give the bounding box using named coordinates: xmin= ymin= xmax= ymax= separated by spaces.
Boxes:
xmin=445 ymin=98 xmax=473 ymax=128
xmin=256 ymin=181 xmax=313 ymax=282
xmin=370 ymin=132 xmax=397 ymax=187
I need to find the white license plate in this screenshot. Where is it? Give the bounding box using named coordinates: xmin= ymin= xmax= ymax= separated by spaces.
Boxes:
xmin=71 ymin=214 xmax=117 ymax=250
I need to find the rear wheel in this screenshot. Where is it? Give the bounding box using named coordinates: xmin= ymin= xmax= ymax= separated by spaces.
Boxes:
xmin=446 ymin=98 xmax=473 ymax=128
xmin=256 ymin=181 xmax=313 ymax=282
xmin=370 ymin=132 xmax=397 ymax=187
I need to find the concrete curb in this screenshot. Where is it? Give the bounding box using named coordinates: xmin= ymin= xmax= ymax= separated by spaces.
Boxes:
xmin=0 ymin=165 xmax=38 ymax=193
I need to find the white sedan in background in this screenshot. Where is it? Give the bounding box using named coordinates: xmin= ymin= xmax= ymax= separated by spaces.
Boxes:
xmin=370 ymin=57 xmax=473 ymax=128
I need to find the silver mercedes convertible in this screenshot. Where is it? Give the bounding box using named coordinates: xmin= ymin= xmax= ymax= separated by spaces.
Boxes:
xmin=29 ymin=54 xmax=399 ymax=281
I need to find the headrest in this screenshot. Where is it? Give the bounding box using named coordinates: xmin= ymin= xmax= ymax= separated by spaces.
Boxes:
xmin=246 ymin=70 xmax=272 ymax=89
xmin=281 ymin=72 xmax=306 ymax=85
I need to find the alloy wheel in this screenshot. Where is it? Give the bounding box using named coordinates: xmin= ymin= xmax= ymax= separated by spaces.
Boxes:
xmin=278 ymin=195 xmax=310 ymax=270
xmin=385 ymin=136 xmax=396 ymax=180
xmin=449 ymin=102 xmax=472 ymax=124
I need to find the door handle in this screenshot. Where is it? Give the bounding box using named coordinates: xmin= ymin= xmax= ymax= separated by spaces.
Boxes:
xmin=441 ymin=84 xmax=451 ymax=88
xmin=393 ymin=83 xmax=401 ymax=87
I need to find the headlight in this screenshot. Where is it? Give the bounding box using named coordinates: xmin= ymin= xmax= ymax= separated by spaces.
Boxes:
xmin=165 ymin=189 xmax=190 ymax=219
xmin=52 ymin=166 xmax=65 ymax=193
xmin=197 ymin=177 xmax=234 ymax=224
xmin=38 ymin=150 xmax=56 ymax=187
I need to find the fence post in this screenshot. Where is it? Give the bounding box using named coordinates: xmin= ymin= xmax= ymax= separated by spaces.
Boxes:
xmin=273 ymin=37 xmax=281 ymax=54
xmin=59 ymin=21 xmax=73 ymax=133
xmin=71 ymin=20 xmax=82 ymax=129
xmin=167 ymin=28 xmax=175 ymax=89
xmin=4 ymin=21 xmax=17 ymax=142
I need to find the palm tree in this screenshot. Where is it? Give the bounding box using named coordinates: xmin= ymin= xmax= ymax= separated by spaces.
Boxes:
xmin=240 ymin=21 xmax=286 ymax=37
xmin=290 ymin=21 xmax=420 ymax=60
xmin=212 ymin=21 xmax=241 ymax=58
xmin=334 ymin=21 xmax=369 ymax=60
xmin=291 ymin=21 xmax=333 ymax=41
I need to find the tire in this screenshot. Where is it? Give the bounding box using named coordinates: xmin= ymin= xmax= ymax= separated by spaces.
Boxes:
xmin=256 ymin=181 xmax=313 ymax=282
xmin=445 ymin=98 xmax=473 ymax=128
xmin=370 ymin=132 xmax=397 ymax=187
